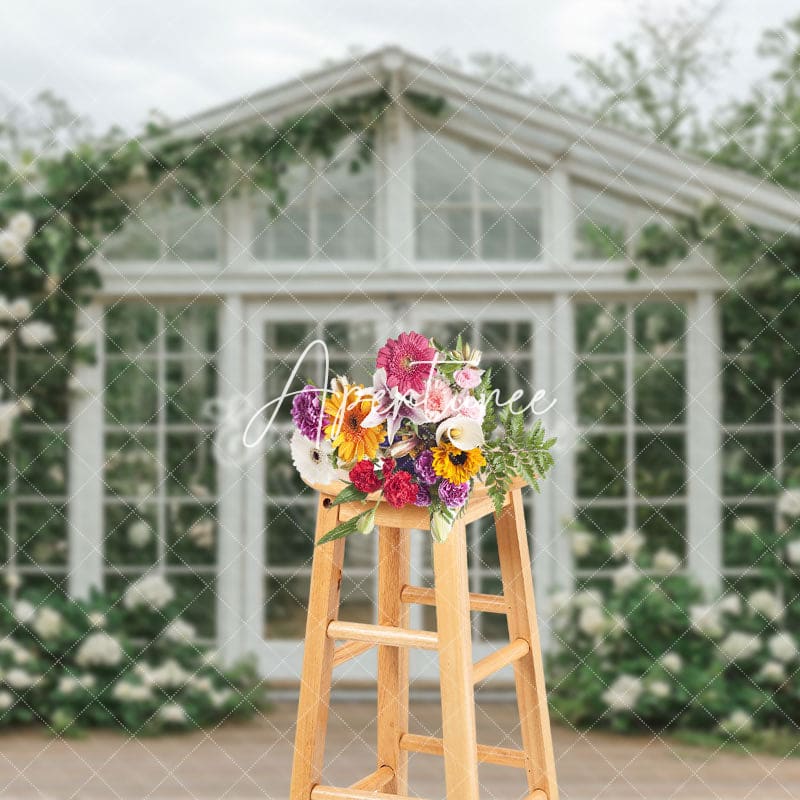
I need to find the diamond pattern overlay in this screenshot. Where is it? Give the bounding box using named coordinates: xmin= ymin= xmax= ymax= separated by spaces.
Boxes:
xmin=1 ymin=32 xmax=800 ymax=800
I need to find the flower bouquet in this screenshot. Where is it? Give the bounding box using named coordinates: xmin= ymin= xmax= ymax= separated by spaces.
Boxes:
xmin=289 ymin=331 xmax=556 ymax=544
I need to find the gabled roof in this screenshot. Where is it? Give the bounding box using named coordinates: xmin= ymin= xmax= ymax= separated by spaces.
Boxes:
xmin=167 ymin=46 xmax=800 ymax=236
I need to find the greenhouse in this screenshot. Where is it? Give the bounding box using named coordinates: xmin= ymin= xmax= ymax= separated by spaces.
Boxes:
xmin=8 ymin=47 xmax=800 ymax=683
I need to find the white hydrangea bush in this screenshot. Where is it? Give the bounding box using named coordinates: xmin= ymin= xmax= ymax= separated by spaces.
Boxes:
xmin=549 ymin=524 xmax=800 ymax=740
xmin=0 ymin=579 xmax=267 ymax=735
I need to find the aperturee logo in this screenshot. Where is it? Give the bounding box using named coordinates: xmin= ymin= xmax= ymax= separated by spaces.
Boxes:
xmin=243 ymin=332 xmax=557 ymax=543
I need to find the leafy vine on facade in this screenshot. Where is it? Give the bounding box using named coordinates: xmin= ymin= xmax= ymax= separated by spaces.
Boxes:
xmin=0 ymin=89 xmax=445 ymax=435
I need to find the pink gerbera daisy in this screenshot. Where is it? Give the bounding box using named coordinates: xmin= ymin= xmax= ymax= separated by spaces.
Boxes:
xmin=376 ymin=332 xmax=436 ymax=395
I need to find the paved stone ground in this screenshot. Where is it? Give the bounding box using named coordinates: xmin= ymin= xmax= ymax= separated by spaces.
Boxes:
xmin=0 ymin=702 xmax=797 ymax=799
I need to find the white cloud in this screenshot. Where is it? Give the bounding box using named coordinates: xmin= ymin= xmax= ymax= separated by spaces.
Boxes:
xmin=0 ymin=0 xmax=795 ymax=135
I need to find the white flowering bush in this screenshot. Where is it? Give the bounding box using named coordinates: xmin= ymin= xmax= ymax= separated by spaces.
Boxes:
xmin=0 ymin=583 xmax=266 ymax=736
xmin=549 ymin=526 xmax=800 ymax=742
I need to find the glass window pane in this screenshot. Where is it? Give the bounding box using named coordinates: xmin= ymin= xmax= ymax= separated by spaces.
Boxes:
xmin=165 ymin=360 xmax=217 ymax=425
xmin=475 ymin=156 xmax=542 ymax=207
xmin=167 ymin=505 xmax=217 ymax=566
xmin=318 ymin=203 xmax=375 ymax=259
xmin=16 ymin=431 xmax=68 ymax=496
xmin=574 ymin=185 xmax=628 ymax=259
xmin=722 ymin=434 xmax=776 ymax=496
xmin=415 ymin=135 xmax=473 ymax=205
xmin=164 ymin=204 xmax=222 ymax=261
xmin=105 ymin=359 xmax=159 ymax=425
xmin=104 ymin=433 xmax=159 ymax=498
xmin=17 ymin=503 xmax=68 ymax=566
xmin=576 ymin=303 xmax=626 ymax=355
xmin=634 ymin=303 xmax=686 ymax=355
xmin=102 ymin=207 xmax=161 ymax=260
xmin=635 ymin=504 xmax=687 ymax=558
xmin=105 ymin=304 xmax=160 ymax=356
xmin=577 ymin=361 xmax=625 ymax=425
xmin=722 ymin=361 xmax=773 ymax=424
xmin=266 ymin=575 xmax=309 ymax=639
xmin=104 ymin=504 xmax=159 ymax=567
xmin=165 ymin=305 xmax=217 ymax=354
xmin=577 ymin=434 xmax=626 ymax=499
xmin=165 ymin=433 xmax=216 ymax=496
xmin=416 ymin=207 xmax=472 ymax=259
xmin=634 ymin=360 xmax=686 ymax=425
xmin=266 ymin=503 xmax=314 ymax=568
xmin=634 ymin=434 xmax=686 ymax=496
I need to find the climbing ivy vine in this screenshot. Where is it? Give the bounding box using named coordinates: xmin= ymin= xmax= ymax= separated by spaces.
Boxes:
xmin=0 ymin=89 xmax=444 ymax=420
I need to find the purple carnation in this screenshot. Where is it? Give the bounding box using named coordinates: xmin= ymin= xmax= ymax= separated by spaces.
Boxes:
xmin=438 ymin=479 xmax=470 ymax=508
xmin=414 ymin=450 xmax=437 ymax=485
xmin=413 ymin=484 xmax=432 ymax=507
xmin=291 ymin=385 xmax=326 ymax=441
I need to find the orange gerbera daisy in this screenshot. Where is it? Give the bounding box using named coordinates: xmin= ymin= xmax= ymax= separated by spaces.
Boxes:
xmin=324 ymin=384 xmax=385 ymax=463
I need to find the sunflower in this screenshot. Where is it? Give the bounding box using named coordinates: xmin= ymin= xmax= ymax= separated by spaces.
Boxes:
xmin=324 ymin=384 xmax=384 ymax=463
xmin=431 ymin=442 xmax=486 ymax=484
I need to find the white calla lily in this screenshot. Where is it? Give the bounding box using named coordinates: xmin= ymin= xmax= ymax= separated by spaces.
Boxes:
xmin=435 ymin=416 xmax=485 ymax=450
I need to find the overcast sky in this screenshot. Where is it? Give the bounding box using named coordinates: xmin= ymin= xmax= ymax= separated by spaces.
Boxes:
xmin=2 ymin=0 xmax=797 ymax=133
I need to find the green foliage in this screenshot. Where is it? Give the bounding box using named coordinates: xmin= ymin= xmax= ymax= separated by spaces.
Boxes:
xmin=549 ymin=524 xmax=800 ymax=744
xmin=483 ymin=408 xmax=556 ymax=514
xmin=0 ymin=585 xmax=267 ymax=737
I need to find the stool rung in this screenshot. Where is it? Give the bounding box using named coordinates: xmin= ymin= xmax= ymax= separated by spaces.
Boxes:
xmin=327 ymin=620 xmax=439 ymax=650
xmin=400 ymin=584 xmax=508 ymax=614
xmin=332 ymin=639 xmax=375 ymax=667
xmin=312 ymin=786 xmax=422 ymax=800
xmin=399 ymin=733 xmax=527 ymax=769
xmin=349 ymin=765 xmax=394 ymax=791
xmin=473 ymin=638 xmax=530 ymax=684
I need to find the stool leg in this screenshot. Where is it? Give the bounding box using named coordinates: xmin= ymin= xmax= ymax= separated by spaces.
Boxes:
xmin=289 ymin=496 xmax=346 ymax=800
xmin=376 ymin=526 xmax=411 ymax=793
xmin=432 ymin=519 xmax=480 ymax=800
xmin=496 ymin=488 xmax=559 ymax=800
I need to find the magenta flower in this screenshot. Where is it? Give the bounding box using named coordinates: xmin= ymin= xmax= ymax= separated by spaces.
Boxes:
xmin=376 ymin=332 xmax=436 ymax=395
xmin=291 ymin=385 xmax=327 ymax=441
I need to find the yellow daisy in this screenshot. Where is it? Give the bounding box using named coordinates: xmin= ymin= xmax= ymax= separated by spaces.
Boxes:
xmin=431 ymin=442 xmax=486 ymax=484
xmin=324 ymin=384 xmax=384 ymax=463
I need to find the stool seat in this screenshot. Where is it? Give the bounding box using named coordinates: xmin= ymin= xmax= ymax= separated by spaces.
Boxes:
xmin=305 ymin=476 xmax=528 ymax=529
xmin=289 ymin=481 xmax=559 ymax=800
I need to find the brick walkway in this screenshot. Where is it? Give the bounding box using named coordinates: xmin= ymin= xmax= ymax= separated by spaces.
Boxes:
xmin=0 ymin=702 xmax=797 ymax=799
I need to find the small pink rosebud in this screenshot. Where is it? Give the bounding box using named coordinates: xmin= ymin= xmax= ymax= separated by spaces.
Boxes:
xmin=454 ymin=367 xmax=483 ymax=389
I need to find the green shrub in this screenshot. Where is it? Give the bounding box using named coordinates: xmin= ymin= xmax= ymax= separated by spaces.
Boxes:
xmin=0 ymin=574 xmax=267 ymax=736
xmin=549 ymin=521 xmax=800 ymax=743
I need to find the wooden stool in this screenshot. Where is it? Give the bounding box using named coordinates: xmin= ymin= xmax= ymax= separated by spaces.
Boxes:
xmin=289 ymin=477 xmax=558 ymax=800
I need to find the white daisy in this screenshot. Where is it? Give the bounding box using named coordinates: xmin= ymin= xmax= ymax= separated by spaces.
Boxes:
xmin=290 ymin=429 xmax=337 ymax=485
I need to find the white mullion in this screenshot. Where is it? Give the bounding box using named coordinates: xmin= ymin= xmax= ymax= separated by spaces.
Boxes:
xmin=8 ymin=340 xmax=18 ymax=592
xmin=156 ymin=308 xmax=168 ymax=573
xmin=686 ymin=292 xmax=722 ymax=593
xmin=471 ymin=166 xmax=481 ymax=259
xmin=550 ymin=294 xmax=577 ymax=595
xmin=68 ymin=303 xmax=105 ymax=599
xmin=216 ymin=296 xmax=248 ymax=661
xmin=624 ymin=307 xmax=636 ymax=532
xmin=309 ymin=162 xmax=319 ymax=258
xmin=243 ymin=302 xmax=268 ymax=664
xmin=531 ymin=300 xmax=554 ymax=649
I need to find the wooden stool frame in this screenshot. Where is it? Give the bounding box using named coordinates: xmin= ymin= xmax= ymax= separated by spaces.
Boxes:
xmin=289 ymin=478 xmax=558 ymax=800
